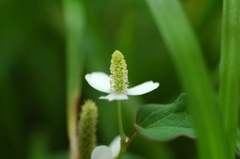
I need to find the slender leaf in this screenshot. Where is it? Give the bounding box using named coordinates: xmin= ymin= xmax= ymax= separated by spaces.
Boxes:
xmin=219 ymin=0 xmax=240 ymax=158
xmin=62 ymin=0 xmax=86 ymax=158
xmin=236 ymin=129 xmax=240 ymax=156
xmin=146 ymin=0 xmax=229 ymax=158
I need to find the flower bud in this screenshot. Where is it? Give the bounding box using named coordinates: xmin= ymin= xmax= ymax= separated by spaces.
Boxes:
xmin=78 ymin=100 xmax=98 ymax=159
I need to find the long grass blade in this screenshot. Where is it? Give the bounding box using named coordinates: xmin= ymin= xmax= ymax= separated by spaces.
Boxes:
xmin=146 ymin=0 xmax=229 ymax=158
xmin=62 ymin=0 xmax=86 ymax=158
xmin=219 ymin=0 xmax=240 ymax=158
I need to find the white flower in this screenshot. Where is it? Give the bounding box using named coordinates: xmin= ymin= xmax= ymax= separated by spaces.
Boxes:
xmin=85 ymin=72 xmax=159 ymax=101
xmin=85 ymin=50 xmax=159 ymax=101
xmin=91 ymin=136 xmax=127 ymax=159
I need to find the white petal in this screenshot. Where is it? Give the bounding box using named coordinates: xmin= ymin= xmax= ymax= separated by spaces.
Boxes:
xmin=127 ymin=81 xmax=159 ymax=95
xmin=85 ymin=72 xmax=111 ymax=93
xmin=91 ymin=145 xmax=112 ymax=159
xmin=99 ymin=93 xmax=128 ymax=101
xmin=109 ymin=136 xmax=129 ymax=158
xmin=109 ymin=136 xmax=121 ymax=158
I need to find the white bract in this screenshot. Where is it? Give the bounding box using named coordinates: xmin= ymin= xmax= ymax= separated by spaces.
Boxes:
xmin=91 ymin=136 xmax=127 ymax=159
xmin=85 ymin=50 xmax=159 ymax=101
xmin=85 ymin=72 xmax=159 ymax=101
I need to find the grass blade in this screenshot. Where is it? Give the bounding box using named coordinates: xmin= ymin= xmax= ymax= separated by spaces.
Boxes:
xmin=62 ymin=0 xmax=86 ymax=158
xmin=219 ymin=0 xmax=240 ymax=158
xmin=146 ymin=0 xmax=229 ymax=158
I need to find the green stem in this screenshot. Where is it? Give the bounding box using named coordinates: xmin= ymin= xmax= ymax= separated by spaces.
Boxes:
xmin=117 ymin=100 xmax=126 ymax=159
xmin=126 ymin=131 xmax=138 ymax=146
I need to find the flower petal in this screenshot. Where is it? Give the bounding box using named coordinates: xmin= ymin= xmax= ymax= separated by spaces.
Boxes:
xmin=91 ymin=145 xmax=112 ymax=159
xmin=85 ymin=72 xmax=111 ymax=93
xmin=127 ymin=81 xmax=159 ymax=95
xmin=109 ymin=136 xmax=121 ymax=158
xmin=99 ymin=93 xmax=128 ymax=101
xmin=109 ymin=136 xmax=129 ymax=158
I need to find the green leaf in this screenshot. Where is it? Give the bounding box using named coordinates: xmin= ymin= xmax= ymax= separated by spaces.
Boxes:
xmin=146 ymin=0 xmax=229 ymax=158
xmin=123 ymin=152 xmax=145 ymax=159
xmin=236 ymin=129 xmax=240 ymax=156
xmin=62 ymin=0 xmax=86 ymax=158
xmin=135 ymin=94 xmax=195 ymax=142
xmin=219 ymin=0 xmax=240 ymax=158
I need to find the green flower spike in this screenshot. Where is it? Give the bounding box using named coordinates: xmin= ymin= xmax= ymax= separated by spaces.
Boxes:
xmin=77 ymin=100 xmax=98 ymax=159
xmin=85 ymin=50 xmax=160 ymax=101
xmin=110 ymin=50 xmax=129 ymax=94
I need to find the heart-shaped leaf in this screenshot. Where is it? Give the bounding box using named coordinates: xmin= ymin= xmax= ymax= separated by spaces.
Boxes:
xmin=135 ymin=93 xmax=195 ymax=142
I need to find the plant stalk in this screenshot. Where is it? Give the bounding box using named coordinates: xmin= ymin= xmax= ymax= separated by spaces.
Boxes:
xmin=117 ymin=101 xmax=126 ymax=159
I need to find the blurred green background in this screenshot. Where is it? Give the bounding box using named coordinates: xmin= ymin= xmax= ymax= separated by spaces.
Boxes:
xmin=0 ymin=0 xmax=222 ymax=158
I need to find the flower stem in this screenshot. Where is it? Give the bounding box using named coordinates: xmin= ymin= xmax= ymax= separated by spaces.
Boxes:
xmin=117 ymin=100 xmax=126 ymax=159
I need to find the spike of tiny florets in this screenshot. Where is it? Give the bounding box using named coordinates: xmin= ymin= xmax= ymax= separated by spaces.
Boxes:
xmin=110 ymin=50 xmax=129 ymax=94
xmin=77 ymin=100 xmax=98 ymax=159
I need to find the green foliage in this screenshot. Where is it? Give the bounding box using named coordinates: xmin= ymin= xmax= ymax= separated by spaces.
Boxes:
xmin=123 ymin=152 xmax=145 ymax=159
xmin=0 ymin=0 xmax=238 ymax=158
xmin=219 ymin=0 xmax=240 ymax=158
xmin=146 ymin=0 xmax=227 ymax=159
xmin=62 ymin=0 xmax=86 ymax=158
xmin=236 ymin=129 xmax=240 ymax=156
xmin=135 ymin=94 xmax=195 ymax=142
